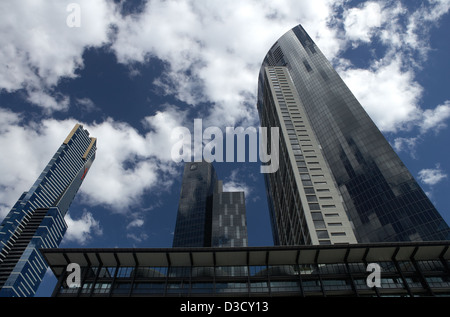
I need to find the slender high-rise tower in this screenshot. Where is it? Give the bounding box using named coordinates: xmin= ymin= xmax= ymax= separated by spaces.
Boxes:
xmin=0 ymin=124 xmax=96 ymax=297
xmin=212 ymin=180 xmax=248 ymax=248
xmin=258 ymin=25 xmax=450 ymax=244
xmin=172 ymin=162 xmax=248 ymax=248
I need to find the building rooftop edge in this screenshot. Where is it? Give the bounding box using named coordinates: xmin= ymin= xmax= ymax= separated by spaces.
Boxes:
xmin=41 ymin=241 xmax=450 ymax=279
xmin=41 ymin=240 xmax=450 ymax=254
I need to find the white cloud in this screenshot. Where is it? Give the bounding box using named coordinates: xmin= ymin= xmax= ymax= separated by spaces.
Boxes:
xmin=0 ymin=0 xmax=115 ymax=110
xmin=418 ymin=164 xmax=448 ymax=186
xmin=0 ymin=110 xmax=75 ymax=219
xmin=0 ymin=105 xmax=187 ymax=218
xmin=343 ymin=1 xmax=383 ymax=45
xmin=339 ymin=57 xmax=423 ymax=132
xmin=340 ymin=60 xmax=450 ymax=136
xmin=109 ymin=0 xmax=450 ymax=137
xmin=392 ymin=137 xmax=420 ymax=158
xmin=111 ymin=0 xmax=344 ymax=127
xmin=419 ymin=101 xmax=450 ymax=134
xmin=337 ymin=0 xmax=450 ymax=135
xmin=77 ymin=107 xmax=187 ymax=211
xmin=26 ymin=90 xmax=70 ymax=113
xmin=126 ymin=232 xmax=149 ymax=243
xmin=222 ymin=169 xmax=253 ymax=198
xmin=1 ymin=0 xmax=450 ymax=220
xmin=126 ymin=218 xmax=144 ymax=230
xmin=404 ymin=0 xmax=450 ymax=58
xmin=0 ymin=0 xmax=448 ymax=135
xmin=63 ymin=210 xmax=102 ymax=245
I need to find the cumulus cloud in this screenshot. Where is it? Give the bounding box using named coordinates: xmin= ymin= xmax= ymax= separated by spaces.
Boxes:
xmin=0 ymin=110 xmax=76 ymax=219
xmin=72 ymin=108 xmax=187 ymax=211
xmin=418 ymin=164 xmax=448 ymax=186
xmin=64 ymin=210 xmax=102 ymax=245
xmin=2 ymin=0 xmax=448 ymax=135
xmin=126 ymin=232 xmax=149 ymax=243
xmin=0 ymin=104 xmax=187 ymax=218
xmin=392 ymin=137 xmax=420 ymax=158
xmin=1 ymin=0 xmax=450 ymax=222
xmin=0 ymin=0 xmax=115 ymax=110
xmin=111 ymin=0 xmax=344 ymax=127
xmin=222 ymin=169 xmax=253 ymax=198
xmin=339 ymin=57 xmax=423 ymax=132
xmin=419 ymin=101 xmax=450 ymax=134
xmin=127 ymin=218 xmax=144 ymax=230
xmin=343 ymin=1 xmax=383 ymax=45
xmin=26 ymin=90 xmax=70 ymax=113
xmin=337 ymin=0 xmax=450 ymax=136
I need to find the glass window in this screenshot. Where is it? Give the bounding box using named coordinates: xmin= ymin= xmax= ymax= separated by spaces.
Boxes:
xmin=314 ymin=220 xmax=326 ymax=229
xmin=381 ymin=278 xmax=404 ymax=289
xmin=250 ymin=282 xmax=269 ymax=293
xmin=191 ymin=283 xmax=214 ymax=294
xmin=166 ymin=282 xmax=189 ymax=294
xmin=322 ymin=279 xmax=351 ymax=291
xmin=348 ymin=263 xmax=366 ymax=273
xmin=133 ymin=283 xmax=165 ymax=294
xmin=112 ymin=283 xmax=131 ymax=294
xmin=304 ymin=187 xmax=315 ymax=194
xmin=311 ymin=212 xmax=323 ymax=220
xmin=302 ymin=280 xmax=321 ymax=291
xmin=330 ymin=232 xmax=346 ymax=236
xmin=309 ymin=203 xmax=320 ymax=210
xmin=250 ymin=265 xmax=267 ymax=276
xmin=116 ymin=267 xmax=133 ymax=278
xmin=316 ymin=230 xmax=329 ymax=239
xmin=300 ymin=174 xmax=311 ymax=180
xmin=93 ymin=283 xmax=111 ymax=294
xmin=425 ymin=276 xmax=450 ymax=287
xmin=270 ymin=281 xmax=300 ymax=293
xmin=222 ymin=282 xmax=248 ymax=293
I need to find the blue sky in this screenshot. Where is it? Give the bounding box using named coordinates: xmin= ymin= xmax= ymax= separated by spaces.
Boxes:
xmin=0 ymin=0 xmax=449 ymax=296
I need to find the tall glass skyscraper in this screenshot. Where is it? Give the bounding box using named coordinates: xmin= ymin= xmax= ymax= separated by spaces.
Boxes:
xmin=173 ymin=162 xmax=248 ymax=248
xmin=257 ymin=25 xmax=450 ymax=244
xmin=0 ymin=124 xmax=96 ymax=297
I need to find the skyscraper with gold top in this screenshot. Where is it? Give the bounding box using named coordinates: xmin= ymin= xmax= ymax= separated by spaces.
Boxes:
xmin=0 ymin=124 xmax=96 ymax=297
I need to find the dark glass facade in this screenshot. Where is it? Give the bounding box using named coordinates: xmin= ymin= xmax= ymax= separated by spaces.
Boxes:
xmin=173 ymin=162 xmax=217 ymax=247
xmin=0 ymin=124 xmax=96 ymax=297
xmin=260 ymin=66 xmax=357 ymax=246
xmin=257 ymin=25 xmax=450 ymax=243
xmin=172 ymin=162 xmax=248 ymax=248
xmin=43 ymin=241 xmax=450 ymax=297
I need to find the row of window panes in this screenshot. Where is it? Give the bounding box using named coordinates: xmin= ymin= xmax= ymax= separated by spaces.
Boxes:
xmin=63 ymin=276 xmax=448 ymax=295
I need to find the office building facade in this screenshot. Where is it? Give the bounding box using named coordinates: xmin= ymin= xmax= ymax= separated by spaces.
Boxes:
xmin=172 ymin=162 xmax=217 ymax=247
xmin=260 ymin=65 xmax=357 ymax=246
xmin=172 ymin=162 xmax=248 ymax=248
xmin=0 ymin=124 xmax=96 ymax=297
xmin=212 ymin=181 xmax=247 ymax=248
xmin=257 ymin=25 xmax=450 ymax=244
